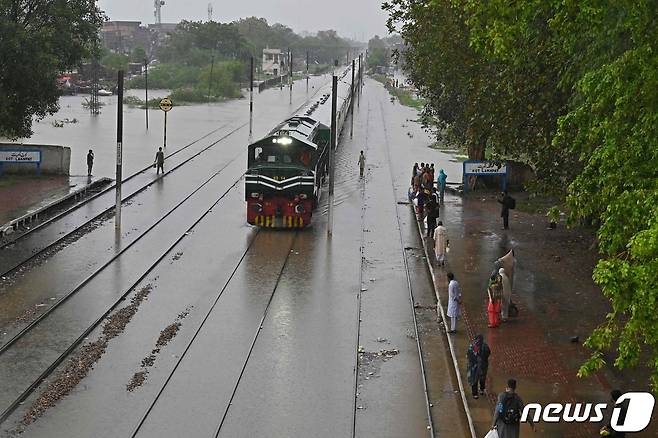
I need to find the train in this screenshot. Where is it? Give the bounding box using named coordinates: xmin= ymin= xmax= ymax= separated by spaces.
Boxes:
xmin=245 ymin=66 xmax=358 ymax=228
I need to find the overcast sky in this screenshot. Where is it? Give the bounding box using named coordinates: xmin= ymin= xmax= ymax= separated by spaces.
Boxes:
xmin=97 ymin=0 xmax=390 ymax=41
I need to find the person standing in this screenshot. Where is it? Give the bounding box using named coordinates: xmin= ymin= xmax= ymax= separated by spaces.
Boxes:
xmin=499 ymin=267 xmax=512 ymax=321
xmin=467 ymin=334 xmax=491 ymax=398
xmin=600 ymin=390 xmax=627 ymax=437
xmin=434 ymin=221 xmax=449 ymax=265
xmin=491 ymin=379 xmax=534 ymax=437
xmin=437 ymin=169 xmax=447 ymax=205
xmin=86 ymin=149 xmax=94 ymax=176
xmin=154 ymin=147 xmax=165 ymax=175
xmin=446 ymin=272 xmax=461 ymax=333
xmin=358 ymin=151 xmax=366 ymax=178
xmin=412 ymin=163 xmax=419 ymax=182
xmin=425 ymin=196 xmax=438 ymax=238
xmin=487 ymin=274 xmax=503 ymax=328
xmin=497 ymin=190 xmax=515 ymax=230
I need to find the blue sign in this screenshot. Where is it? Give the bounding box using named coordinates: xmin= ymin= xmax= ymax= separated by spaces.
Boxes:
xmin=0 ymin=149 xmax=42 ymax=176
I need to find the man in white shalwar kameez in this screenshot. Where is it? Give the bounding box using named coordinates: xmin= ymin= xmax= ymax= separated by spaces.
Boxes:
xmin=434 ymin=221 xmax=449 ymax=266
xmin=446 ymin=272 xmax=461 ymax=333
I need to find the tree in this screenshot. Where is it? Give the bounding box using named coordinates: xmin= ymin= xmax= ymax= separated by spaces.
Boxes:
xmin=0 ymin=0 xmax=104 ymax=138
xmin=367 ymin=36 xmax=389 ymax=68
xmin=131 ymin=47 xmax=147 ymax=63
xmin=385 ymin=0 xmax=658 ymax=390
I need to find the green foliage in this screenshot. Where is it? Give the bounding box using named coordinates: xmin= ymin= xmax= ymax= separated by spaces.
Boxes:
xmin=101 ymin=52 xmax=130 ymax=74
xmin=367 ymin=36 xmax=389 ymax=68
xmin=384 ymin=0 xmax=658 ymax=388
xmin=127 ymin=63 xmax=201 ymax=89
xmin=131 ymin=47 xmax=147 ymax=63
xmin=0 ymin=0 xmax=104 ymax=138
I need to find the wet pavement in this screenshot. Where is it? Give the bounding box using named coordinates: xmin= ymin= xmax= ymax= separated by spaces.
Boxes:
xmin=0 ymin=175 xmax=103 ymax=226
xmin=1 ymin=77 xmax=481 ymax=438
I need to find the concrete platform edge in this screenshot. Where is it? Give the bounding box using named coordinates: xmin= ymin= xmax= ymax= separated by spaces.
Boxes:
xmin=0 ymin=177 xmax=112 ymax=237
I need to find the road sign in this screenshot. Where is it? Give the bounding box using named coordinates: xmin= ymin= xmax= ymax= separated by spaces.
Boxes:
xmin=159 ymin=97 xmax=173 ymax=112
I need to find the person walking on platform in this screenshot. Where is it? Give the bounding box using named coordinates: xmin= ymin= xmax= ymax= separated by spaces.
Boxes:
xmin=358 ymin=151 xmax=365 ymax=178
xmin=497 ymin=190 xmax=515 ymax=230
xmin=86 ymin=149 xmax=94 ymax=176
xmin=499 ymin=267 xmax=512 ymax=321
xmin=446 ymin=272 xmax=461 ymax=333
xmin=426 ymin=196 xmax=438 ymax=238
xmin=467 ymin=334 xmax=491 ymax=398
xmin=434 ymin=221 xmax=449 ymax=265
xmin=487 ymin=273 xmax=503 ymax=328
xmin=154 ymin=147 xmax=165 ymax=175
xmin=491 ymin=379 xmax=534 ymax=437
xmin=437 ymin=169 xmax=447 ymax=205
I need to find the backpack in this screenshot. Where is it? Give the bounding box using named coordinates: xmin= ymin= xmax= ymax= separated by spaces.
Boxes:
xmin=507 ymin=196 xmax=516 ymax=210
xmin=502 ymin=393 xmax=522 ymax=425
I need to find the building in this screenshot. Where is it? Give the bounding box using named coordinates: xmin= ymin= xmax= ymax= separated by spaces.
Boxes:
xmin=262 ymin=48 xmax=286 ymax=76
xmin=100 ymin=21 xmax=179 ymax=58
xmin=101 ymin=21 xmax=152 ymax=55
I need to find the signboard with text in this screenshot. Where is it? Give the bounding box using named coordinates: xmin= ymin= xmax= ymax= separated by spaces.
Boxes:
xmin=0 ymin=150 xmax=41 ymax=163
xmin=462 ymin=160 xmax=508 ymax=192
xmin=0 ymin=149 xmax=42 ymax=176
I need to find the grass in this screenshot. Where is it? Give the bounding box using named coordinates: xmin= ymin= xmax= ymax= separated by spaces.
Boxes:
xmin=371 ymin=74 xmax=425 ymax=110
xmin=0 ymin=176 xmax=19 ymax=188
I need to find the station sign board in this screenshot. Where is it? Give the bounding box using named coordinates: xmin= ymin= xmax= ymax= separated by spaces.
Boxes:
xmin=0 ymin=150 xmax=41 ymax=163
xmin=463 ymin=160 xmax=507 ymax=175
xmin=462 ymin=160 xmax=508 ymax=193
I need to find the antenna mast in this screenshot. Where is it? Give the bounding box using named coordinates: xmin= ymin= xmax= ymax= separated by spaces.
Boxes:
xmin=207 ymin=3 xmax=213 ymax=21
xmin=154 ymin=0 xmax=164 ymax=25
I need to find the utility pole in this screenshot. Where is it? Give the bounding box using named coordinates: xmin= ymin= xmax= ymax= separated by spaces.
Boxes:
xmin=144 ymin=58 xmax=149 ymax=130
xmin=306 ymin=51 xmax=309 ymax=93
xmin=350 ymin=59 xmax=355 ymax=138
xmin=115 ymin=70 xmax=124 ymax=231
xmin=358 ymin=54 xmax=362 ymax=107
xmin=208 ymin=54 xmax=215 ymax=103
xmin=327 ymin=75 xmax=337 ymax=236
xmin=249 ymin=56 xmax=254 ymax=141
xmin=289 ymin=50 xmax=293 ymax=104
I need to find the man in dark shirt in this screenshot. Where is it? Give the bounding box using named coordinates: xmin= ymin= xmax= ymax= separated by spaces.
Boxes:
xmin=86 ymin=149 xmax=94 ymax=176
xmin=497 ymin=190 xmax=514 ymax=230
xmin=154 ymin=147 xmax=165 ymax=175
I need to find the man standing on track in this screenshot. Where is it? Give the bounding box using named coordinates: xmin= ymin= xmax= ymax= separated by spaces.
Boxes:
xmin=154 ymin=147 xmax=165 ymax=175
xmin=86 ymin=149 xmax=94 ymax=176
xmin=358 ymin=150 xmax=365 ymax=178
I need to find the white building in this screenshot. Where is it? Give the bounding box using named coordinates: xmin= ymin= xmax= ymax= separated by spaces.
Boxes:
xmin=262 ymin=48 xmax=286 ymax=76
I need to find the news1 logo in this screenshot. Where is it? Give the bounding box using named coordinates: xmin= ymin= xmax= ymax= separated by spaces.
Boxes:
xmin=521 ymin=392 xmax=655 ymax=432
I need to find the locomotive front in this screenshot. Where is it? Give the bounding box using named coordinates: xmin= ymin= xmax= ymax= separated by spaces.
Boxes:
xmin=245 ymin=118 xmax=321 ymax=228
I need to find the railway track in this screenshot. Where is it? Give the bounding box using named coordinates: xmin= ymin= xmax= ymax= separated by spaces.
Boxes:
xmin=0 ymin=164 xmax=247 ymax=425
xmin=351 ymin=102 xmax=370 ymax=437
xmin=127 ymin=232 xmax=299 ymax=438
xmin=379 ymin=102 xmax=436 ymax=437
xmin=0 ymin=82 xmax=332 ymax=430
xmin=0 ymin=122 xmax=245 ymax=279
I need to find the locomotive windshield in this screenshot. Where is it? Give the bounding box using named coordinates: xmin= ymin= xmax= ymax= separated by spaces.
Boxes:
xmin=248 ymin=141 xmax=315 ymax=169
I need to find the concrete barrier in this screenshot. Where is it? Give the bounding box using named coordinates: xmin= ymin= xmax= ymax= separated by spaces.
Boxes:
xmin=0 ymin=144 xmax=71 ymax=175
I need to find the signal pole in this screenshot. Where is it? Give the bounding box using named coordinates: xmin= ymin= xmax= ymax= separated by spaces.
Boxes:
xmin=306 ymin=51 xmax=309 ymax=94
xmin=249 ymin=56 xmax=254 ymax=141
xmin=327 ymin=75 xmax=337 ymax=236
xmin=357 ymin=54 xmax=362 ymax=107
xmin=289 ymin=50 xmax=293 ymax=104
xmin=350 ymin=59 xmax=355 ymax=138
xmin=144 ymin=58 xmax=149 ymax=130
xmin=115 ymin=70 xmax=124 ymax=231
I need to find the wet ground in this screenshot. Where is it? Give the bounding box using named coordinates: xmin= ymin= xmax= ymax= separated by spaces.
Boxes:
xmin=0 ymin=77 xmax=469 ymax=437
xmin=2 ymin=74 xmax=650 ymax=438
xmin=0 ymin=176 xmax=104 ymax=225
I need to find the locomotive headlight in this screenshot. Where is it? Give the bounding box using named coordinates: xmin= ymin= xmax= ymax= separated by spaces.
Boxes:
xmin=273 ymin=137 xmax=293 ymax=145
xmin=299 ymin=194 xmax=308 ymax=199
